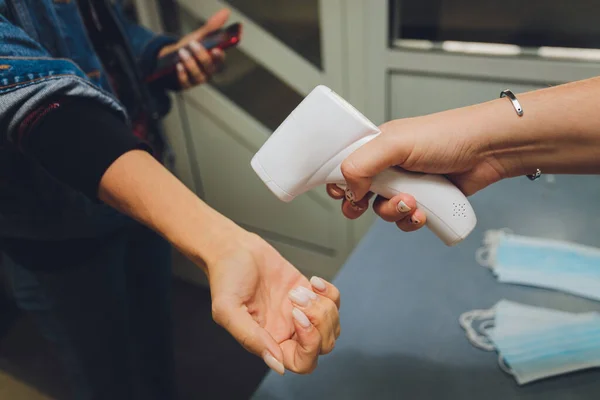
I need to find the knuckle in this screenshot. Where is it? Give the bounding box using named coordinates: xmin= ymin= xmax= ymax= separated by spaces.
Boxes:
xmin=322 ymin=303 xmax=339 ymax=326
xmin=340 ymin=158 xmax=360 ymax=181
xmin=321 ymin=338 xmax=336 ymax=355
xmin=309 ymin=304 xmax=328 ymax=326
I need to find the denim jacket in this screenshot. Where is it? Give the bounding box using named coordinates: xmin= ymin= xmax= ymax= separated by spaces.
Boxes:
xmin=0 ymin=0 xmax=178 ymax=239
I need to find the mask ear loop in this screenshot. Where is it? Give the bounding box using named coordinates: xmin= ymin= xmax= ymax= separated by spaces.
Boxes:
xmin=479 ymin=319 xmax=495 ymax=335
xmin=475 ymin=247 xmax=493 ymax=268
xmin=460 ymin=300 xmax=515 ymax=377
xmin=459 ymin=309 xmax=496 ymax=351
xmin=475 ymin=228 xmax=513 ymax=269
xmin=461 ymin=311 xmax=514 ymax=376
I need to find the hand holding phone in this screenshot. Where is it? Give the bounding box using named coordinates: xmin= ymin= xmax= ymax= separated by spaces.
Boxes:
xmin=147 ymin=23 xmax=242 ymax=83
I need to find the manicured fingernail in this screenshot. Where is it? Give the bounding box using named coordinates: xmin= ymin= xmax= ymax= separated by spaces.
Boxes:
xmin=288 ymin=288 xmax=310 ymax=306
xmin=345 ymin=188 xmax=355 ymax=202
xmin=292 ymin=307 xmax=311 ymax=328
xmin=296 ymin=286 xmax=317 ymax=300
xmin=263 ymin=351 xmax=285 ymax=375
xmin=397 ymin=200 xmax=411 ymax=213
xmin=351 ymin=202 xmax=366 ymax=212
xmin=410 ymin=215 xmax=420 ymax=224
xmin=178 ymin=48 xmax=191 ymax=60
xmin=176 ymin=63 xmax=184 ymax=73
xmin=310 ymin=276 xmax=327 ymax=292
xmin=189 ymin=40 xmax=203 ymax=53
xmin=331 ymin=185 xmax=344 ymax=196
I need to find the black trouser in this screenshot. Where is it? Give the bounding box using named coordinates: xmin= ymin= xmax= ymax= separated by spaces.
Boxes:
xmin=2 ymin=221 xmax=175 ymax=400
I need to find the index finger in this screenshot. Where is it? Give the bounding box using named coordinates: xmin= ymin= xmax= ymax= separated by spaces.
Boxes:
xmin=340 ymin=122 xmax=411 ymax=201
xmin=196 ymin=8 xmax=230 ymax=37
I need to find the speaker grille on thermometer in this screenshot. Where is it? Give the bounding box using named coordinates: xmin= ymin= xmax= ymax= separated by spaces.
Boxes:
xmin=452 ymin=202 xmax=468 ymax=218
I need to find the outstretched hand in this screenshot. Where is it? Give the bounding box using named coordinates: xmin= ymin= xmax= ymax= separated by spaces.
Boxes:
xmin=207 ymin=233 xmax=340 ymax=374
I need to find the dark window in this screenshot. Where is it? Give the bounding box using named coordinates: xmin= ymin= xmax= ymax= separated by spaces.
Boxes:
xmin=391 ymin=0 xmax=600 ymax=50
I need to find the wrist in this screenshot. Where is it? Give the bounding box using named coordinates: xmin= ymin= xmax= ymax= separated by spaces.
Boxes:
xmin=187 ymin=213 xmax=250 ymax=269
xmin=473 ymin=86 xmax=600 ymax=177
xmin=162 ymin=200 xmax=249 ymax=273
xmin=442 ymin=91 xmax=560 ymax=179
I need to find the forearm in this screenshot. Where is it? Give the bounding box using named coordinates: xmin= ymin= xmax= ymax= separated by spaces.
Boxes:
xmin=98 ymin=150 xmax=244 ymax=272
xmin=440 ymin=76 xmax=600 ymax=176
xmin=21 ymin=98 xmax=242 ymax=271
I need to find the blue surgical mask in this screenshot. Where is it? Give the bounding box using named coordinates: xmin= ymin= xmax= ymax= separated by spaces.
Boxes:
xmin=475 ymin=229 xmax=600 ymax=301
xmin=460 ymin=299 xmax=600 ymax=385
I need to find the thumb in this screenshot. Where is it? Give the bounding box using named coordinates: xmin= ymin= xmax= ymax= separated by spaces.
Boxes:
xmin=212 ymin=301 xmax=285 ymax=375
xmin=341 ymin=127 xmax=411 ymax=201
xmin=196 ymin=8 xmax=230 ymax=37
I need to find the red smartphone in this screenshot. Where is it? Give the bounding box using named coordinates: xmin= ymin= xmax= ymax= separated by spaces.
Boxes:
xmin=146 ymin=22 xmax=242 ymax=82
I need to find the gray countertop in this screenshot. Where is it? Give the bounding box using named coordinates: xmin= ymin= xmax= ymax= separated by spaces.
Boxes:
xmin=253 ymin=174 xmax=600 ymax=399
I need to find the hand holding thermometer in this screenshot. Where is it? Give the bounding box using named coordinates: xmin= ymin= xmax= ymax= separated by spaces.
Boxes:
xmin=251 ymin=85 xmax=478 ymax=246
xmin=146 ymin=22 xmax=242 ymax=82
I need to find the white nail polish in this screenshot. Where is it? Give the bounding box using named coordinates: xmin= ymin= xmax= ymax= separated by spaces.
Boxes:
xmin=310 ymin=276 xmax=326 ymax=291
xmin=178 ymin=48 xmax=191 ymax=60
xmin=263 ymin=352 xmax=285 ymax=375
xmin=288 ymin=288 xmax=310 ymax=306
xmin=189 ymin=41 xmax=203 ymax=52
xmin=397 ymin=200 xmax=411 ymax=213
xmin=351 ymin=204 xmax=366 ymax=212
xmin=297 ymin=286 xmax=317 ymax=300
xmin=411 ymin=215 xmax=420 ymax=225
xmin=176 ymin=63 xmax=184 ymax=73
xmin=292 ymin=308 xmax=311 ymax=328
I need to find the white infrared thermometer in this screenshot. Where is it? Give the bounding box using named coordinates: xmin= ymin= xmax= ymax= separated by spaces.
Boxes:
xmin=251 ymin=85 xmax=477 ymax=246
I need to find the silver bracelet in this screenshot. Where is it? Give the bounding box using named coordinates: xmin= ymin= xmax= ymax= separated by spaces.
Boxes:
xmin=500 ymin=89 xmax=523 ymax=116
xmin=499 ymin=89 xmax=541 ymax=181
